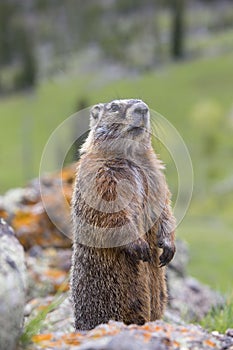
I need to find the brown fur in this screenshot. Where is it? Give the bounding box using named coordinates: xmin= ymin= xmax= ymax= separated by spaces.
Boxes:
xmin=71 ymin=99 xmax=176 ymax=330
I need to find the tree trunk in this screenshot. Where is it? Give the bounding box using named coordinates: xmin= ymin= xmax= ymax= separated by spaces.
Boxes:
xmin=171 ymin=0 xmax=185 ymax=59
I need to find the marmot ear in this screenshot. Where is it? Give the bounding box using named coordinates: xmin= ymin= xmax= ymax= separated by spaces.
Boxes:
xmin=90 ymin=103 xmax=104 ymax=121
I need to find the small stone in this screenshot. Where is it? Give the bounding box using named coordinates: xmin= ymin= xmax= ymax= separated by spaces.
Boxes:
xmin=226 ymin=329 xmax=233 ymax=337
xmin=212 ymin=330 xmax=223 ymax=338
xmin=28 ymin=245 xmax=43 ymax=257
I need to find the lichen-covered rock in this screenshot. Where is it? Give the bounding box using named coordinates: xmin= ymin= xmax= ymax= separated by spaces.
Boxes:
xmin=24 ymin=320 xmax=233 ymax=350
xmin=0 ymin=165 xmax=75 ymax=250
xmin=0 ymin=219 xmax=27 ymax=350
xmin=26 ymin=248 xmax=70 ymax=299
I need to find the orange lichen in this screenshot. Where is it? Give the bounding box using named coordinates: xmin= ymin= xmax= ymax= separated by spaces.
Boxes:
xmin=43 ymin=340 xmax=63 ymax=347
xmin=173 ymin=340 xmax=180 ymax=348
xmin=204 ymin=339 xmax=217 ymax=347
xmin=180 ymin=327 xmax=189 ymax=333
xmin=44 ymin=268 xmax=67 ymax=279
xmin=142 ymin=331 xmax=152 ymax=342
xmin=12 ymin=210 xmax=40 ymax=230
xmin=44 ymin=268 xmax=69 ymax=291
xmin=12 ymin=207 xmax=71 ymax=250
xmin=89 ymin=329 xmax=108 ymax=338
xmin=32 ymin=334 xmax=53 ymax=342
xmin=141 ymin=324 xmax=162 ymax=332
xmin=88 ymin=327 xmax=119 ymax=339
xmin=0 ymin=210 xmax=8 ymax=219
xmin=62 ymin=333 xmax=83 ymax=345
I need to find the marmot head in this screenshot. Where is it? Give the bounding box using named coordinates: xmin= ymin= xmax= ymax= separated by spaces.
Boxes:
xmin=81 ymin=99 xmax=152 ymax=156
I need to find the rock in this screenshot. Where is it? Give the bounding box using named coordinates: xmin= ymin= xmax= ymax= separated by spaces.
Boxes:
xmin=0 ymin=219 xmax=27 ymax=350
xmin=168 ymin=239 xmax=189 ymax=277
xmin=167 ymin=271 xmax=223 ymax=322
xmin=26 ymin=248 xmax=70 ymax=299
xmin=112 ymin=334 xmax=168 ymax=350
xmin=1 ymin=188 xmax=29 ymax=213
xmin=166 ymin=240 xmax=223 ymax=322
xmin=23 ymin=320 xmax=233 ymax=350
xmin=226 ymin=329 xmax=233 ymax=337
xmin=0 ymin=165 xmax=75 ymax=250
xmin=11 ymin=203 xmax=71 ymax=250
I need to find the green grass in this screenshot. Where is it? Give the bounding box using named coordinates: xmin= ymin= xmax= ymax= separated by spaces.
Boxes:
xmin=0 ymin=75 xmax=92 ymax=190
xmin=200 ymin=294 xmax=233 ymax=333
xmin=20 ymin=286 xmax=67 ymax=345
xmin=177 ymin=219 xmax=233 ymax=293
xmin=1 ymin=53 xmax=233 ymax=294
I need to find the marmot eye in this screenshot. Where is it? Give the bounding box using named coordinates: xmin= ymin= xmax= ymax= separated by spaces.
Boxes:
xmin=111 ymin=104 xmax=120 ymax=112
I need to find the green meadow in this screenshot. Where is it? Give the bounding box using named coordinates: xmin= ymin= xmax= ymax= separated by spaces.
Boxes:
xmin=1 ymin=53 xmax=233 ymax=293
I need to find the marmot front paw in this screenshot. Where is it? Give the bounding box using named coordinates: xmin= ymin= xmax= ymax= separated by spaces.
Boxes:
xmin=124 ymin=238 xmax=151 ymax=262
xmin=158 ymin=240 xmax=176 ymax=267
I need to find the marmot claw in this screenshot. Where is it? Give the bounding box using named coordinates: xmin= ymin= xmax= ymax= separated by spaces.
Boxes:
xmin=159 ymin=243 xmax=176 ymax=267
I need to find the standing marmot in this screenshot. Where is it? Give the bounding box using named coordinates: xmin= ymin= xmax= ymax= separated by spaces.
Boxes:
xmin=71 ymin=99 xmax=176 ymax=330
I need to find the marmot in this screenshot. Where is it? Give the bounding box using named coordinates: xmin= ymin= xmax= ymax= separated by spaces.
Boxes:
xmin=71 ymin=99 xmax=176 ymax=330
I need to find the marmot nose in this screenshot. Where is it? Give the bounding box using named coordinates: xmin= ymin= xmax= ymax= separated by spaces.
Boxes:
xmin=133 ymin=104 xmax=149 ymax=117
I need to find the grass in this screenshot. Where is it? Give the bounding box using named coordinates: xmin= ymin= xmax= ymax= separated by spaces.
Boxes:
xmin=1 ymin=52 xmax=233 ymax=294
xmin=0 ymin=75 xmax=92 ymax=190
xmin=200 ymin=294 xmax=233 ymax=333
xmin=20 ymin=283 xmax=67 ymax=345
xmin=177 ymin=219 xmax=233 ymax=293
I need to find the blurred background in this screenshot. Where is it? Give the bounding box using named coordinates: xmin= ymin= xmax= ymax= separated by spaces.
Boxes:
xmin=0 ymin=0 xmax=233 ymax=293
